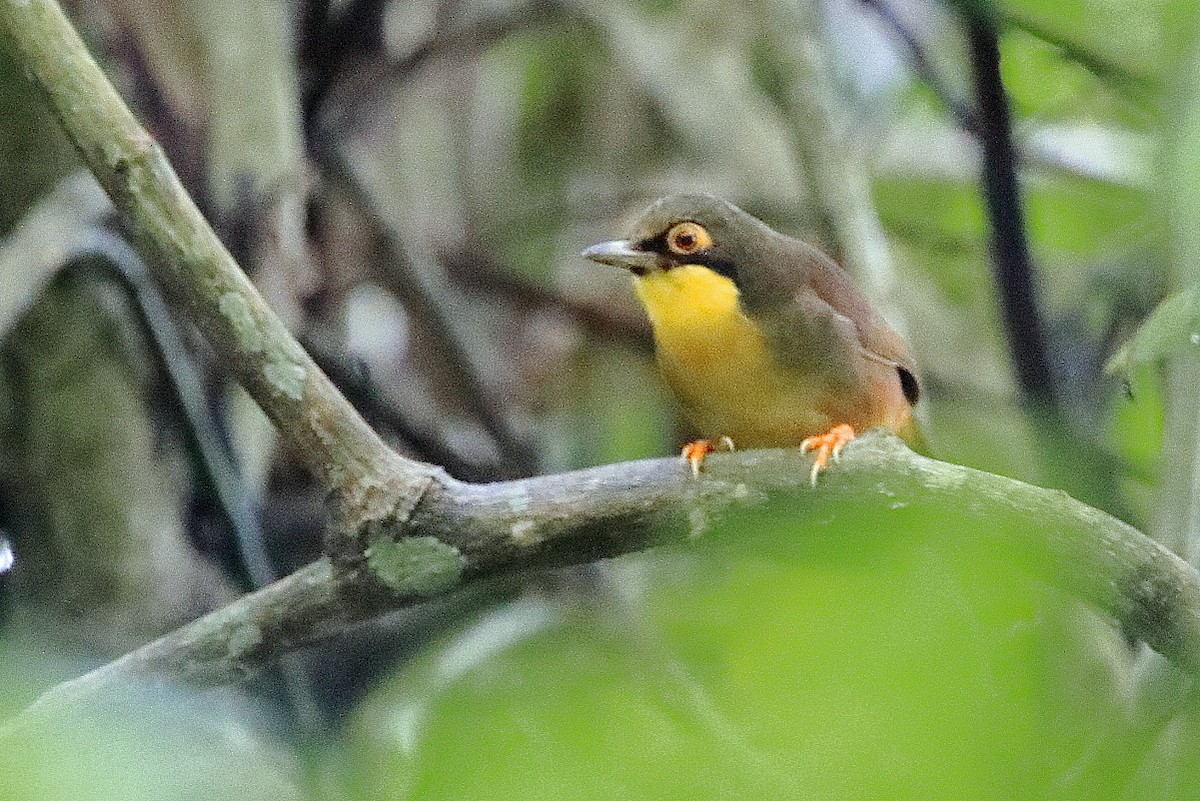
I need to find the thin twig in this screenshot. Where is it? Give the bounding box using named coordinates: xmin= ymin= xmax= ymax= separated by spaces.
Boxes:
xmin=857 ymin=0 xmax=981 ymax=135
xmin=323 ymin=151 xmax=539 ymax=477
xmin=68 ymin=229 xmax=276 ymax=588
xmin=302 ymin=333 xmax=505 ymax=482
xmin=444 ymin=253 xmax=652 ymax=349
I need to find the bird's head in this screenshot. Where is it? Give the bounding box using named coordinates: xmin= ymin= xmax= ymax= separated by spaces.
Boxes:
xmin=581 ymin=194 xmax=775 ymax=287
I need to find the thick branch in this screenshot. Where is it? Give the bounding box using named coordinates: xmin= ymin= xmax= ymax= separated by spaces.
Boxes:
xmin=0 ymin=0 xmax=436 ymax=533
xmin=8 ymin=433 xmax=1200 ymax=733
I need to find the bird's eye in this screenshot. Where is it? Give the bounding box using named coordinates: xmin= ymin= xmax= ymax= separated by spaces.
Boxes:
xmin=666 ymin=222 xmax=712 ymax=256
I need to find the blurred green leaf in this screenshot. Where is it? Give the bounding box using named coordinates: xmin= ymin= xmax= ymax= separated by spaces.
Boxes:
xmin=1106 ymin=287 xmax=1200 ymax=375
xmin=0 ymin=642 xmax=301 ymax=801
xmin=346 ymin=497 xmax=1122 ymax=800
xmin=1000 ymin=0 xmax=1200 ymax=93
xmin=1107 ymin=16 xmax=1200 ymax=377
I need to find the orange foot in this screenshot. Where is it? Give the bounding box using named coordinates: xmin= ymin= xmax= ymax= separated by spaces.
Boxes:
xmin=800 ymin=424 xmax=856 ymax=486
xmin=680 ymin=436 xmax=735 ymax=477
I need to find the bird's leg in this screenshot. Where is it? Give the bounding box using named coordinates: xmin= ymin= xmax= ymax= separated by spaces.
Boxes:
xmin=800 ymin=424 xmax=856 ymax=486
xmin=680 ymin=436 xmax=736 ymax=477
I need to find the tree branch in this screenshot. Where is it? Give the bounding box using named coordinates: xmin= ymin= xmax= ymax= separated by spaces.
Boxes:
xmin=8 ymin=432 xmax=1200 ymax=734
xmin=0 ymin=0 xmax=438 ymax=547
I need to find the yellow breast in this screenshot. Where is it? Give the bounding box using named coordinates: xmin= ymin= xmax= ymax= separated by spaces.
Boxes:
xmin=633 ymin=265 xmax=829 ymax=446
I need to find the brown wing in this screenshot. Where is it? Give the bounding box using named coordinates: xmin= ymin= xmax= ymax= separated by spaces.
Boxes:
xmin=808 ymin=256 xmax=920 ymax=403
xmin=757 ymin=240 xmax=921 ymax=405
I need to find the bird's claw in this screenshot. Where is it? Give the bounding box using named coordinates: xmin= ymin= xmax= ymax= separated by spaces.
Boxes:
xmin=799 ymin=424 xmax=856 ymax=486
xmin=680 ymin=437 xmax=735 ymax=477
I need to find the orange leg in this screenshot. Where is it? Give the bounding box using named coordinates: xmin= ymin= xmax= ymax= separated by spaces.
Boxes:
xmin=680 ymin=436 xmax=735 ymax=477
xmin=800 ymin=424 xmax=856 ymax=486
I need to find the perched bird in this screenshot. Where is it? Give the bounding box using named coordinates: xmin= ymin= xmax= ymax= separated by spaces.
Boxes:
xmin=583 ymin=194 xmax=924 ymax=483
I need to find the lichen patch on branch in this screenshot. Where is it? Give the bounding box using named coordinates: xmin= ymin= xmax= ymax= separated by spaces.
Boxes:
xmin=264 ymin=360 xmax=306 ymax=400
xmin=365 ymin=535 xmax=465 ymax=596
xmin=218 ymin=292 xmax=266 ymax=353
xmin=510 ymin=519 xmax=541 ymax=546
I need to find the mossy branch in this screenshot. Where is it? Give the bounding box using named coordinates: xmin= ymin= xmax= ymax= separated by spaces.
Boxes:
xmin=8 ymin=433 xmax=1200 ymax=734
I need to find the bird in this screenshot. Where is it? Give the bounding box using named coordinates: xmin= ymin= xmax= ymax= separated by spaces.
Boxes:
xmin=582 ymin=193 xmax=924 ymax=484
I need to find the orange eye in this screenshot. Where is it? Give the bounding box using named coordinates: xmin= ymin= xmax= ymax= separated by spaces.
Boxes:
xmin=666 ymin=222 xmax=712 ymax=256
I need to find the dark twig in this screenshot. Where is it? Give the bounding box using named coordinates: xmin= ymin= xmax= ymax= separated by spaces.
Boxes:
xmin=300 ymin=0 xmax=389 ymax=142
xmin=108 ymin=26 xmax=209 ymax=209
xmin=302 ymin=334 xmax=505 ymax=482
xmin=65 ymin=229 xmax=276 ymax=589
xmin=323 ymin=152 xmax=539 ymax=477
xmin=965 ymin=15 xmax=1058 ymax=408
xmin=297 ymin=0 xmax=332 ymax=65
xmin=444 ymin=253 xmax=652 ymax=349
xmin=307 ymin=2 xmax=559 ymax=156
xmin=858 ymin=0 xmax=981 ymax=135
xmin=60 ymin=230 xmax=330 ymax=730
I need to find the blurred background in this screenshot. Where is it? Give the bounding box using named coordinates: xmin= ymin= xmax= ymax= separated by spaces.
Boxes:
xmin=0 ymin=0 xmax=1198 ymax=798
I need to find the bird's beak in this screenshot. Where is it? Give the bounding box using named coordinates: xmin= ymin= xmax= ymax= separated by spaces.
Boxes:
xmin=581 ymin=239 xmax=662 ymax=272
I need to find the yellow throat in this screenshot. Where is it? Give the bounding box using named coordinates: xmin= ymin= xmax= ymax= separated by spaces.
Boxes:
xmin=633 ymin=264 xmax=744 ymax=331
xmin=632 ymin=265 xmax=823 ymax=446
